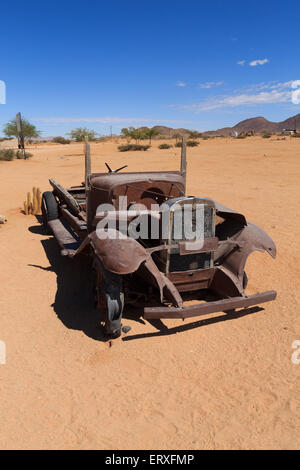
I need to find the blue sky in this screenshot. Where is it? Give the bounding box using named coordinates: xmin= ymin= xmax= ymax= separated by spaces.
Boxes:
xmin=0 ymin=0 xmax=300 ymax=136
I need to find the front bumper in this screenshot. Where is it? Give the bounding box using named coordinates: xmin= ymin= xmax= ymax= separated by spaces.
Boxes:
xmin=144 ymin=290 xmax=277 ymax=319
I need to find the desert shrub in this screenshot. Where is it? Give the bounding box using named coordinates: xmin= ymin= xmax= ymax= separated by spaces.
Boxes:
xmin=236 ymin=135 xmax=247 ymax=139
xmin=158 ymin=143 xmax=172 ymax=149
xmin=262 ymin=133 xmax=272 ymax=139
xmin=187 ymin=140 xmax=199 ymax=147
xmin=16 ymin=150 xmax=33 ymax=159
xmin=0 ymin=149 xmax=33 ymax=161
xmin=118 ymin=144 xmax=150 ymax=152
xmin=175 ymin=140 xmax=199 ymax=147
xmin=53 ymin=136 xmax=71 ymax=144
xmin=0 ymin=149 xmax=15 ymax=161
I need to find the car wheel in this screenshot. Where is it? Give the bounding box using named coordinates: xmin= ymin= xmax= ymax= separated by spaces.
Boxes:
xmin=94 ymin=266 xmax=124 ymax=337
xmin=243 ymin=271 xmax=248 ymax=290
xmin=104 ymin=290 xmax=125 ymax=337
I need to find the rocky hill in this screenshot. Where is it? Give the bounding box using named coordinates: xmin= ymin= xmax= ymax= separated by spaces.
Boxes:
xmin=203 ymin=114 xmax=300 ymax=136
xmin=137 ymin=114 xmax=300 ymax=137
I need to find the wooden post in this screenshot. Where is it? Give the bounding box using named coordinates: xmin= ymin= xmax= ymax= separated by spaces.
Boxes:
xmin=180 ymin=135 xmax=187 ymax=194
xmin=84 ymin=136 xmax=91 ymax=193
xmin=84 ymin=136 xmax=92 ymax=232
xmin=16 ymin=112 xmax=26 ymax=159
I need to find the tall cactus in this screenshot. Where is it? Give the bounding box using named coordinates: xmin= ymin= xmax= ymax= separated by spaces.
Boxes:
xmin=32 ymin=187 xmax=37 ymax=214
xmin=36 ymin=188 xmax=42 ymax=214
xmin=23 ymin=187 xmax=42 ymax=215
xmin=23 ymin=201 xmax=28 ymax=215
xmin=27 ymin=192 xmax=32 ymax=214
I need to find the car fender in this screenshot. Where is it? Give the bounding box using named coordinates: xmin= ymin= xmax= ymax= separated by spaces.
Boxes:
xmin=89 ymin=229 xmax=183 ymax=307
xmin=221 ymin=222 xmax=276 ymax=289
xmin=89 ymin=229 xmax=149 ymax=274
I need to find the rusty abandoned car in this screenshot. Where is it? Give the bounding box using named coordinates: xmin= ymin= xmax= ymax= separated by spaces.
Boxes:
xmin=41 ymin=139 xmax=276 ymax=338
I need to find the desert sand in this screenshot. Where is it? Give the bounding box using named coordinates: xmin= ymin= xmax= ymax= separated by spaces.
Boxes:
xmin=0 ymin=136 xmax=299 ymax=449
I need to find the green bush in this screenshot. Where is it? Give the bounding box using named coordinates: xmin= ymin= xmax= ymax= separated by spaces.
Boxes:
xmin=188 ymin=131 xmax=202 ymax=139
xmin=0 ymin=149 xmax=33 ymax=161
xmin=53 ymin=136 xmax=71 ymax=144
xmin=187 ymin=140 xmax=199 ymax=147
xmin=158 ymin=143 xmax=172 ymax=149
xmin=0 ymin=149 xmax=15 ymax=161
xmin=118 ymin=144 xmax=150 ymax=152
xmin=16 ymin=150 xmax=33 ymax=159
xmin=262 ymin=133 xmax=272 ymax=139
xmin=175 ymin=140 xmax=199 ymax=147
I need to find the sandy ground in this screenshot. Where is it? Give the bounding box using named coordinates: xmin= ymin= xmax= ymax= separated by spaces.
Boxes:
xmin=0 ymin=136 xmax=299 ymax=449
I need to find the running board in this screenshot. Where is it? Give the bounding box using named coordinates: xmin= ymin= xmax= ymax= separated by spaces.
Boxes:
xmin=47 ymin=219 xmax=81 ymax=256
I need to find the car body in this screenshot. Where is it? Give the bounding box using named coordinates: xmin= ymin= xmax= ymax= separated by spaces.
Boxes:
xmin=42 ymin=147 xmax=276 ymax=338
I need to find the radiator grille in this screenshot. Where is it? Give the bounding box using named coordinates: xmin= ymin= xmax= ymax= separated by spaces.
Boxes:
xmin=167 ymin=200 xmax=215 ymax=273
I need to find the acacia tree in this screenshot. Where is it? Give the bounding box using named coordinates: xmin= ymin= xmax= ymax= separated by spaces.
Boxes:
xmin=188 ymin=130 xmax=202 ymax=139
xmin=121 ymin=127 xmax=133 ymax=143
xmin=173 ymin=132 xmax=181 ymax=143
xmin=144 ymin=128 xmax=160 ymax=145
xmin=121 ymin=127 xmax=147 ymax=144
xmin=3 ymin=118 xmax=41 ymax=142
xmin=67 ymin=127 xmax=97 ymax=141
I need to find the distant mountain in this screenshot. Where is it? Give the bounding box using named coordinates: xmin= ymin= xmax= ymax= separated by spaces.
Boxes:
xmin=203 ymin=114 xmax=300 ymax=136
xmin=141 ymin=125 xmax=190 ymax=137
xmin=136 ymin=114 xmax=300 ymax=138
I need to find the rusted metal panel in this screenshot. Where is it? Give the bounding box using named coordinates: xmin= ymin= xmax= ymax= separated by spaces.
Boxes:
xmin=47 ymin=219 xmax=81 ymax=256
xmin=216 ymin=222 xmax=276 ymax=291
xmin=49 ymin=178 xmax=81 ymax=214
xmin=143 ymin=257 xmax=183 ymax=307
xmin=166 ymin=268 xmax=214 ymax=292
xmin=90 ymin=171 xmax=185 ymax=191
xmin=179 ymin=237 xmax=219 ymax=255
xmin=60 ymin=207 xmax=87 ymax=237
xmin=89 ymin=229 xmax=149 ymax=275
xmin=214 ymin=201 xmax=247 ymax=226
xmin=144 ymin=290 xmax=277 ymax=319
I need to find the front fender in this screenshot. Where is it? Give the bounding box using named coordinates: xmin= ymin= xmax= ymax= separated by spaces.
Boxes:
xmin=89 ymin=229 xmax=149 ymax=274
xmin=221 ymin=222 xmax=276 ymax=291
xmin=89 ymin=229 xmax=183 ymax=307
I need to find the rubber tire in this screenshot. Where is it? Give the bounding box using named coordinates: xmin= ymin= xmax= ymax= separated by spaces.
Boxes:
xmin=243 ymin=272 xmax=248 ymax=290
xmin=104 ymin=290 xmax=125 ymax=336
xmin=42 ymin=191 xmax=58 ymax=234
